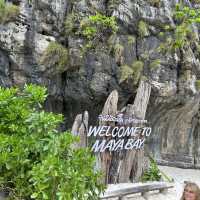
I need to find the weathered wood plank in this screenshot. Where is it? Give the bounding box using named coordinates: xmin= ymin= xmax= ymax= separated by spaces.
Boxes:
xmin=118 ymin=80 xmax=151 ymax=183
xmin=71 ymin=111 xmax=88 ymax=148
xmin=133 ymin=80 xmax=152 ymax=119
xmin=97 ymin=90 xmax=119 ymax=184
xmin=100 ymin=182 xmax=173 ymax=199
xmin=72 ymin=114 xmax=82 ymax=136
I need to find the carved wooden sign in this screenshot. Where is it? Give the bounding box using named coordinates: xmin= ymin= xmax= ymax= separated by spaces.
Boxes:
xmin=88 ymin=114 xmax=151 ymax=152
xmin=72 ymin=80 xmax=152 ymax=183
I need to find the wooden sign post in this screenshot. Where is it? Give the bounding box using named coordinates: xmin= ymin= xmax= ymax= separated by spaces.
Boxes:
xmin=72 ymin=80 xmax=151 ymax=184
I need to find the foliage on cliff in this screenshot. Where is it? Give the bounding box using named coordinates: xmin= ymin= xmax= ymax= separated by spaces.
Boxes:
xmin=119 ymin=61 xmax=144 ymax=84
xmin=81 ymin=13 xmax=118 ymax=39
xmin=65 ymin=12 xmax=118 ymax=49
xmin=173 ymin=4 xmax=200 ymax=48
xmin=0 ymin=85 xmax=104 ymax=200
xmin=40 ymin=41 xmax=69 ymax=73
xmin=160 ymin=4 xmax=200 ymax=52
xmin=0 ymin=0 xmax=19 ymax=24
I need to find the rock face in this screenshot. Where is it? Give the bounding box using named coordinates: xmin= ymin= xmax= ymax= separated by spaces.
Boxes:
xmin=1 ymin=0 xmax=200 ymax=169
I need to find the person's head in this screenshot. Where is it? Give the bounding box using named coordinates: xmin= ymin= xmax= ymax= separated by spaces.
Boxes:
xmin=181 ymin=182 xmax=200 ymax=200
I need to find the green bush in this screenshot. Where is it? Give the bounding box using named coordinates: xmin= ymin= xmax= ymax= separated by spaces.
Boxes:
xmin=0 ymin=84 xmax=104 ymax=200
xmin=141 ymin=157 xmax=162 ymax=182
xmin=0 ymin=0 xmax=20 ymax=24
xmin=40 ymin=41 xmax=69 ymax=72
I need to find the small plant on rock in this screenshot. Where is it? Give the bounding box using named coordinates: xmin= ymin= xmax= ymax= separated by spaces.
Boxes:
xmin=128 ymin=35 xmax=136 ymax=45
xmin=40 ymin=41 xmax=69 ymax=73
xmin=0 ymin=0 xmax=20 ymax=24
xmin=119 ymin=61 xmax=144 ymax=85
xmin=113 ymin=43 xmax=124 ymax=66
xmin=138 ymin=20 xmax=149 ymax=38
xmin=81 ymin=12 xmax=118 ymax=40
xmin=149 ymin=59 xmax=161 ymax=70
xmin=159 ymin=4 xmax=200 ymax=52
xmin=65 ymin=12 xmax=118 ymax=51
xmin=80 ymin=12 xmax=118 ymax=49
xmin=132 ymin=60 xmax=144 ymax=84
xmin=119 ymin=64 xmax=134 ymax=83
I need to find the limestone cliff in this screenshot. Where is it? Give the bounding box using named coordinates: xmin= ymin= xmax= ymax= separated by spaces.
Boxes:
xmin=0 ymin=0 xmax=200 ymax=168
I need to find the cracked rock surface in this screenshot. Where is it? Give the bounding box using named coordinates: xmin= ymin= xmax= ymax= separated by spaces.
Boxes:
xmin=1 ymin=0 xmax=200 ymax=168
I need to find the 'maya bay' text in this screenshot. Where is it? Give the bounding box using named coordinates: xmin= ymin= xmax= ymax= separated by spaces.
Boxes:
xmin=88 ymin=126 xmax=151 ymax=152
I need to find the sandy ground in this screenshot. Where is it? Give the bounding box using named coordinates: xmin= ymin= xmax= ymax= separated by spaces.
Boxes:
xmin=158 ymin=165 xmax=200 ymax=199
xmin=103 ymin=165 xmax=200 ymax=200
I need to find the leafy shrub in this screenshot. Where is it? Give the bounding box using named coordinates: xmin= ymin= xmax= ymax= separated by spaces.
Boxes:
xmin=0 ymin=0 xmax=20 ymax=24
xmin=40 ymin=41 xmax=69 ymax=73
xmin=0 ymin=84 xmax=104 ymax=200
xmin=141 ymin=157 xmax=162 ymax=182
